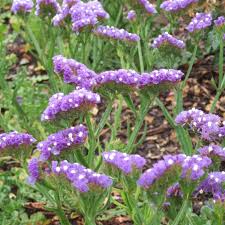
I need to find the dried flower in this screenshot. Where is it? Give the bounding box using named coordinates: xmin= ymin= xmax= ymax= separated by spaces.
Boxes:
xmin=11 ymin=0 xmax=34 ymax=14
xmin=0 ymin=131 xmax=36 ymax=151
xmin=37 ymin=125 xmax=88 ymax=161
xmin=41 ymin=89 xmax=100 ymax=121
xmin=51 ymin=160 xmax=113 ymax=192
xmin=152 ymin=32 xmax=185 ymax=49
xmin=127 ymin=10 xmax=136 ymax=21
xmin=160 ymin=0 xmax=198 ymax=12
xmin=53 ymin=55 xmax=96 ymax=89
xmin=102 ymin=150 xmax=146 ymax=174
xmin=27 ymin=158 xmax=40 ymax=185
xmin=186 ymin=13 xmax=212 ymax=33
xmin=93 ymin=25 xmax=140 ymax=42
xmin=35 ymin=0 xmax=60 ymax=16
xmin=198 ymin=145 xmax=225 ymax=161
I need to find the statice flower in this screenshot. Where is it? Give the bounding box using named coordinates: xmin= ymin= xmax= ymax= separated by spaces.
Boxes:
xmin=52 ymin=4 xmax=70 ymax=26
xmin=63 ymin=0 xmax=80 ymax=7
xmin=166 ymin=183 xmax=183 ymax=197
xmin=214 ymin=16 xmax=225 ymax=27
xmin=41 ymin=89 xmax=101 ymax=121
xmin=102 ymin=150 xmax=146 ymax=174
xmin=51 ymin=160 xmax=113 ymax=192
xmin=152 ymin=32 xmax=185 ymax=49
xmin=160 ymin=0 xmax=198 ymax=12
xmin=175 ymin=108 xmax=222 ymax=141
xmin=93 ymin=25 xmax=140 ymax=42
xmin=138 ymin=0 xmax=157 ymax=14
xmin=138 ymin=69 xmax=184 ymax=87
xmin=27 ymin=158 xmax=40 ymax=185
xmin=35 ymin=0 xmax=60 ymax=16
xmin=0 ymin=131 xmax=36 ymax=151
xmin=137 ymin=154 xmax=185 ymax=188
xmin=198 ymin=145 xmax=225 ymax=161
xmin=53 ymin=55 xmax=96 ymax=89
xmin=186 ymin=13 xmax=212 ymax=33
xmin=11 ymin=0 xmax=34 ymax=14
xmin=127 ymin=10 xmax=136 ymax=21
xmin=70 ymin=0 xmax=109 ymax=32
xmin=95 ymin=69 xmax=140 ymax=90
xmin=37 ymin=125 xmax=87 ymax=161
xmin=197 ymin=172 xmax=225 ymax=198
xmin=181 ymin=155 xmax=212 ymax=180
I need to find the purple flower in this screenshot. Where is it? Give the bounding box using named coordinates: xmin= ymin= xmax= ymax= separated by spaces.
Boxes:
xmin=197 ymin=172 xmax=225 ymax=199
xmin=35 ymin=0 xmax=60 ymax=16
xmin=138 ymin=69 xmax=184 ymax=87
xmin=127 ymin=10 xmax=136 ymax=21
xmin=53 ymin=55 xmax=96 ymax=89
xmin=181 ymin=155 xmax=212 ymax=180
xmin=166 ymin=183 xmax=183 ymax=198
xmin=95 ymin=69 xmax=140 ymax=89
xmin=11 ymin=0 xmax=34 ymax=14
xmin=186 ymin=13 xmax=212 ymax=33
xmin=102 ymin=150 xmax=146 ymax=174
xmin=198 ymin=145 xmax=225 ymax=161
xmin=27 ymin=158 xmax=40 ymax=185
xmin=214 ymin=16 xmax=225 ymax=27
xmin=175 ymin=108 xmax=223 ymax=141
xmin=70 ymin=0 xmax=109 ymax=32
xmin=223 ymin=34 xmax=225 ymax=40
xmin=93 ymin=25 xmax=140 ymax=42
xmin=0 ymin=131 xmax=36 ymax=151
xmin=51 ymin=160 xmax=113 ymax=192
xmin=160 ymin=0 xmax=198 ymax=12
xmin=41 ymin=89 xmax=100 ymax=121
xmin=37 ymin=125 xmax=88 ymax=161
xmin=138 ymin=0 xmax=157 ymax=14
xmin=137 ymin=154 xmax=185 ymax=188
xmin=152 ymin=32 xmax=185 ymax=49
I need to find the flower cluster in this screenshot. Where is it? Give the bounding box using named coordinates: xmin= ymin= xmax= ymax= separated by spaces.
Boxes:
xmin=175 ymin=108 xmax=225 ymax=141
xmin=11 ymin=0 xmax=34 ymax=14
xmin=214 ymin=16 xmax=225 ymax=27
xmin=0 ymin=131 xmax=36 ymax=151
xmin=27 ymin=158 xmax=40 ymax=185
xmin=138 ymin=69 xmax=184 ymax=87
xmin=137 ymin=154 xmax=185 ymax=188
xmin=37 ymin=125 xmax=88 ymax=161
xmin=35 ymin=0 xmax=60 ymax=16
xmin=186 ymin=13 xmax=212 ymax=33
xmin=95 ymin=69 xmax=140 ymax=89
xmin=181 ymin=155 xmax=211 ymax=180
xmin=138 ymin=0 xmax=157 ymax=14
xmin=93 ymin=25 xmax=140 ymax=42
xmin=102 ymin=150 xmax=146 ymax=174
xmin=70 ymin=0 xmax=109 ymax=32
xmin=51 ymin=160 xmax=113 ymax=192
xmin=198 ymin=145 xmax=225 ymax=160
xmin=152 ymin=32 xmax=185 ymax=49
xmin=41 ymin=89 xmax=101 ymax=121
xmin=166 ymin=183 xmax=183 ymax=198
xmin=197 ymin=172 xmax=225 ymax=200
xmin=127 ymin=10 xmax=136 ymax=21
xmin=53 ymin=55 xmax=96 ymax=89
xmin=160 ymin=0 xmax=198 ymax=12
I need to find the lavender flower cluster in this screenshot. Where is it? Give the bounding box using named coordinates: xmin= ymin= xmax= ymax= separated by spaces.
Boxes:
xmin=198 ymin=145 xmax=225 ymax=161
xmin=160 ymin=0 xmax=198 ymax=12
xmin=214 ymin=16 xmax=225 ymax=27
xmin=41 ymin=89 xmax=101 ymax=121
xmin=137 ymin=154 xmax=212 ymax=189
xmin=35 ymin=0 xmax=60 ymax=16
xmin=37 ymin=125 xmax=88 ymax=161
xmin=102 ymin=150 xmax=146 ymax=174
xmin=27 ymin=157 xmax=40 ymax=185
xmin=0 ymin=131 xmax=36 ymax=151
xmin=127 ymin=10 xmax=136 ymax=21
xmin=175 ymin=108 xmax=225 ymax=141
xmin=93 ymin=25 xmax=140 ymax=42
xmin=186 ymin=13 xmax=212 ymax=33
xmin=166 ymin=183 xmax=183 ymax=198
xmin=51 ymin=160 xmax=113 ymax=192
xmin=138 ymin=0 xmax=157 ymax=14
xmin=53 ymin=55 xmax=96 ymax=89
xmin=152 ymin=32 xmax=185 ymax=49
xmin=11 ymin=0 xmax=34 ymax=14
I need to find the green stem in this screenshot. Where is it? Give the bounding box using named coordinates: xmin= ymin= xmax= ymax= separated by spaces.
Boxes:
xmin=56 ymin=208 xmax=71 ymax=225
xmin=138 ymin=40 xmax=144 ymax=73
xmin=218 ymin=36 xmax=224 ymax=87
